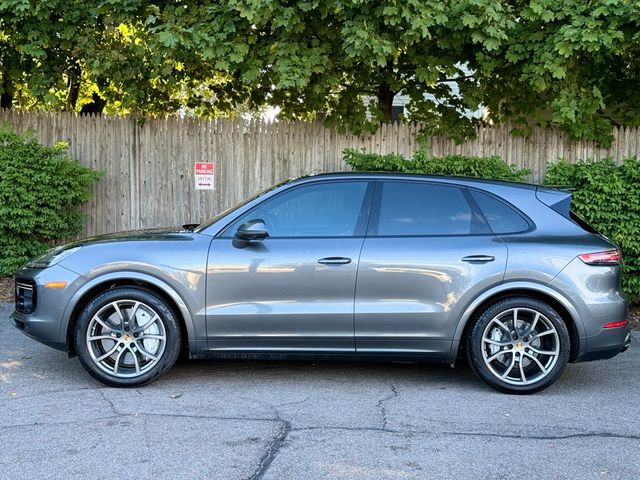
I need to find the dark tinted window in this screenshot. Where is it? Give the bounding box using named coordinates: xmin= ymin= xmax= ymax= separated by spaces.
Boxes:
xmin=225 ymin=181 xmax=369 ymax=237
xmin=376 ymin=182 xmax=485 ymax=236
xmin=470 ymin=190 xmax=529 ymax=233
xmin=570 ymin=212 xmax=600 ymax=234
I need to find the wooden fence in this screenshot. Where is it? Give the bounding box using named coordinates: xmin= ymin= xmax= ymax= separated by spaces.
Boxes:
xmin=1 ymin=110 xmax=638 ymax=237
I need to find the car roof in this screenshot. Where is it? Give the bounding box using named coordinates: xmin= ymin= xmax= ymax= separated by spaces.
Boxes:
xmin=287 ymin=171 xmax=539 ymax=191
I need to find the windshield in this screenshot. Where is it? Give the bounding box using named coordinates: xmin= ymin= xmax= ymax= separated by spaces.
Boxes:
xmin=194 ymin=180 xmax=290 ymax=233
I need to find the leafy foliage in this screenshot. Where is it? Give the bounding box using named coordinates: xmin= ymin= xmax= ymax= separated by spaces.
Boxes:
xmin=0 ymin=0 xmax=222 ymax=116
xmin=0 ymin=125 xmax=102 ymax=274
xmin=2 ymin=1 xmax=640 ymax=144
xmin=545 ymin=158 xmax=640 ymax=301
xmin=343 ymin=148 xmax=530 ymax=182
xmin=477 ymin=1 xmax=640 ymax=146
xmin=145 ymin=0 xmax=513 ymax=134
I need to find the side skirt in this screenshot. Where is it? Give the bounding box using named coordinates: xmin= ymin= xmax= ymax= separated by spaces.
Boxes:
xmin=191 ymin=351 xmax=452 ymax=364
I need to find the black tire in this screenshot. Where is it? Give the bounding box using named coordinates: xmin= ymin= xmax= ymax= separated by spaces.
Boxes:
xmin=466 ymin=297 xmax=570 ymax=394
xmin=75 ymin=287 xmax=182 ymax=387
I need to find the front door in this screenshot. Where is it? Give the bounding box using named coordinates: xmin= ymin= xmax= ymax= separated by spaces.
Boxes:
xmin=206 ymin=180 xmax=373 ymax=352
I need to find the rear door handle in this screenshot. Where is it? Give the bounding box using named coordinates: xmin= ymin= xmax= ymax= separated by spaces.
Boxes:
xmin=318 ymin=257 xmax=352 ymax=265
xmin=462 ymin=255 xmax=495 ymax=263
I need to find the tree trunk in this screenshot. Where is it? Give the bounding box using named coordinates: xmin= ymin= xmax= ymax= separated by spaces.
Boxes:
xmin=377 ymin=81 xmax=394 ymax=123
xmin=80 ymin=93 xmax=107 ymax=115
xmin=1 ymin=75 xmax=13 ymax=109
xmin=65 ymin=62 xmax=82 ymax=112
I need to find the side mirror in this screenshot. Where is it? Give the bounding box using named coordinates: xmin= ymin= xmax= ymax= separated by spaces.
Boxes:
xmin=235 ymin=219 xmax=269 ymax=242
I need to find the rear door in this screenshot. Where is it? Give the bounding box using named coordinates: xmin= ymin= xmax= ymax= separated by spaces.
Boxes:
xmin=354 ymin=180 xmax=508 ymax=355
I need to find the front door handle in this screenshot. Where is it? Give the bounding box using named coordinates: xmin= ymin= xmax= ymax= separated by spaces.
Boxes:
xmin=461 ymin=255 xmax=495 ymax=263
xmin=318 ymin=257 xmax=352 ymax=265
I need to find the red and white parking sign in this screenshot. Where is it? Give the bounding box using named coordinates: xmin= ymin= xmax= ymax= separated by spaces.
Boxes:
xmin=195 ymin=162 xmax=215 ymax=190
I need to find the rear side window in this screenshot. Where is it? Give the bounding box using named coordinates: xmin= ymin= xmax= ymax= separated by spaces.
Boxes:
xmin=374 ymin=182 xmax=489 ymax=236
xmin=470 ymin=190 xmax=530 ymax=234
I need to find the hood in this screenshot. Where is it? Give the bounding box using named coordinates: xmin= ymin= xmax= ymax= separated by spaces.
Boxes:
xmin=22 ymin=227 xmax=198 ymax=271
xmin=68 ymin=227 xmax=196 ymax=247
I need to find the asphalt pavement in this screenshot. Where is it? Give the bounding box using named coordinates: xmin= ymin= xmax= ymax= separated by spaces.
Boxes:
xmin=1 ymin=301 xmax=639 ymax=480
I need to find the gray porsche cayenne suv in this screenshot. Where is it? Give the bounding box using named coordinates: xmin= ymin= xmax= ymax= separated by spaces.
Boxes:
xmin=12 ymin=173 xmax=631 ymax=393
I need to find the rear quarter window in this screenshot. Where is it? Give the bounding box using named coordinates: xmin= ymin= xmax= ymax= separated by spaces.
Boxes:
xmin=570 ymin=212 xmax=600 ymax=234
xmin=470 ymin=190 xmax=530 ymax=234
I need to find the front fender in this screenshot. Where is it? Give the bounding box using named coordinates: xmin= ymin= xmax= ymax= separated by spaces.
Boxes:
xmin=60 ymin=271 xmax=199 ymax=356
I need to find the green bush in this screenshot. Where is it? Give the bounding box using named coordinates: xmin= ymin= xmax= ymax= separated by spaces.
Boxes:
xmin=545 ymin=158 xmax=640 ymax=302
xmin=0 ymin=125 xmax=102 ymax=275
xmin=343 ymin=148 xmax=530 ymax=182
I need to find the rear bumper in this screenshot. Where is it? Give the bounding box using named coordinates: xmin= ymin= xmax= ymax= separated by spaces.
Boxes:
xmin=549 ymin=257 xmax=629 ymax=362
xmin=577 ymin=326 xmax=631 ymax=362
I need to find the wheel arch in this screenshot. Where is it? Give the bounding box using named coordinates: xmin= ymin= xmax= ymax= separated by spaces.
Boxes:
xmin=62 ymin=272 xmax=196 ymax=358
xmin=451 ymin=282 xmax=584 ymax=365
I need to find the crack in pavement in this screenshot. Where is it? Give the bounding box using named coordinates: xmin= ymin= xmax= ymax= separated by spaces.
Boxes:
xmin=376 ymin=384 xmax=398 ymax=430
xmin=245 ymin=416 xmax=292 ymax=480
xmin=241 ymin=397 xmax=307 ymax=480
xmin=0 ymin=412 xmax=281 ymax=430
xmin=0 ymin=415 xmax=129 ymax=430
xmin=0 ymin=385 xmax=105 ymax=401
xmin=1 ymin=410 xmax=638 ymax=444
xmin=291 ymin=424 xmax=640 ymax=441
xmin=2 ymin=394 xmax=639 ymax=480
xmin=272 ymin=396 xmax=311 ymax=409
xmin=99 ymin=389 xmax=120 ymax=415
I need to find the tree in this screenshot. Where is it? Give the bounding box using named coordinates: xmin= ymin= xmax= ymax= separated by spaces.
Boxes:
xmin=146 ymin=0 xmax=640 ymax=142
xmin=147 ymin=1 xmax=513 ymax=136
xmin=477 ymin=0 xmax=640 ymax=145
xmin=0 ymin=0 xmax=101 ymax=111
xmin=0 ymin=0 xmax=203 ymax=115
xmin=2 ymin=1 xmax=640 ymax=145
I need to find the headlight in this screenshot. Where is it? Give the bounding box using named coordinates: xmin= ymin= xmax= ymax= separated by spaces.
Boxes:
xmin=27 ymin=246 xmax=82 ymax=269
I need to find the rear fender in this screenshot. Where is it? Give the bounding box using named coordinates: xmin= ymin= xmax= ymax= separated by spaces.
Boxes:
xmin=449 ymin=281 xmax=585 ymax=365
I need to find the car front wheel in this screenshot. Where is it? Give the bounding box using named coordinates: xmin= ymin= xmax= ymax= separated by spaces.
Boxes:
xmin=75 ymin=287 xmax=181 ymax=387
xmin=467 ymin=297 xmax=570 ymax=394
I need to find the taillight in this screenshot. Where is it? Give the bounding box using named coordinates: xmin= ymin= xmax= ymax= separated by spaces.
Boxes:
xmin=603 ymin=320 xmax=629 ymax=329
xmin=578 ymin=249 xmax=621 ymax=265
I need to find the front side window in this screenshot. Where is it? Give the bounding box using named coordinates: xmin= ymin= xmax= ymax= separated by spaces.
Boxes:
xmin=224 ymin=181 xmax=370 ymax=237
xmin=375 ymin=182 xmax=488 ymax=236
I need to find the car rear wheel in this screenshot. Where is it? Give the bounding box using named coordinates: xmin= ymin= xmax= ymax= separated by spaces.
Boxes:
xmin=75 ymin=287 xmax=181 ymax=387
xmin=467 ymin=297 xmax=570 ymax=394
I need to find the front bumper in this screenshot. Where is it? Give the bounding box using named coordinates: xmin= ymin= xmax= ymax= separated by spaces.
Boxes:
xmin=11 ymin=264 xmax=82 ymax=352
xmin=11 ymin=310 xmax=67 ymax=351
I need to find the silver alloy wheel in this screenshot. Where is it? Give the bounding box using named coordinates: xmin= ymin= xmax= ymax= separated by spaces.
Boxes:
xmin=86 ymin=299 xmax=167 ymax=378
xmin=481 ymin=307 xmax=560 ymax=386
